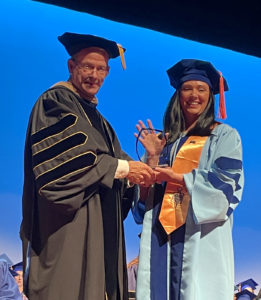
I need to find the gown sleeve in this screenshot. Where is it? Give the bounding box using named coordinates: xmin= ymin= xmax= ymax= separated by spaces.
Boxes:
xmin=28 ymin=91 xmax=120 ymax=215
xmin=184 ymin=126 xmax=244 ymax=224
xmin=132 ymin=194 xmax=146 ymax=224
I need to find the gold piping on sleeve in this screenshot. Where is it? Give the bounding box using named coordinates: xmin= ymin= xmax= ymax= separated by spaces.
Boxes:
xmin=38 ymin=151 xmax=97 ymax=195
xmin=32 ymin=131 xmax=87 ymax=156
xmin=33 ymin=132 xmax=88 ymax=171
xmin=31 ymin=113 xmax=78 ymax=149
xmin=35 ymin=150 xmax=96 ymax=180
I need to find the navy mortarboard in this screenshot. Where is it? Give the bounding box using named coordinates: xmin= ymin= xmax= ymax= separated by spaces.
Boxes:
xmin=9 ymin=268 xmax=18 ymax=277
xmin=236 ymin=278 xmax=258 ymax=292
xmin=58 ymin=32 xmax=126 ymax=69
xmin=11 ymin=261 xmax=23 ymax=272
xmin=235 ymin=289 xmax=257 ymax=300
xmin=167 ymin=59 xmax=228 ymax=119
xmin=167 ymin=59 xmax=228 ymax=94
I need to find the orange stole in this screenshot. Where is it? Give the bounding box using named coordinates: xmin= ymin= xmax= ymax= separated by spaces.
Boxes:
xmin=158 ymin=136 xmax=208 ymax=234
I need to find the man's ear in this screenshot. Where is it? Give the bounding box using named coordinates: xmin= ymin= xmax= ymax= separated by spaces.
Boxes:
xmin=68 ymin=59 xmax=75 ymax=74
xmin=105 ymin=65 xmax=110 ymax=77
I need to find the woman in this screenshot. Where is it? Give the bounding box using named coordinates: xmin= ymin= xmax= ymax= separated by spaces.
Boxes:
xmin=133 ymin=59 xmax=244 ymax=300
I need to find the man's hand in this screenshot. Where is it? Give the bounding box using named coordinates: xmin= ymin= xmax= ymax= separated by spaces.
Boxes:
xmin=127 ymin=161 xmax=155 ymax=186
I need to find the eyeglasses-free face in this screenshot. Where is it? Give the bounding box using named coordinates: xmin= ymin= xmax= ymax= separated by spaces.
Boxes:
xmin=179 ymin=80 xmax=210 ymax=127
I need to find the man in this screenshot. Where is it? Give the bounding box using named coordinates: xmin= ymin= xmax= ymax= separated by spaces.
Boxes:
xmin=20 ymin=32 xmax=154 ymax=300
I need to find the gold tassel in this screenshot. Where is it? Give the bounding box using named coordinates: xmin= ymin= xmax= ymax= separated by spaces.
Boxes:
xmin=117 ymin=43 xmax=126 ymax=70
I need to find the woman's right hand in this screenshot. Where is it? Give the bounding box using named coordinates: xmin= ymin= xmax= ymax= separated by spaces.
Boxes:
xmin=134 ymin=119 xmax=167 ymax=157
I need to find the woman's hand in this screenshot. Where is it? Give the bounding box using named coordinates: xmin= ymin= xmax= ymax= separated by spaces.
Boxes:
xmin=134 ymin=119 xmax=168 ymax=158
xmin=154 ymin=167 xmax=184 ymax=185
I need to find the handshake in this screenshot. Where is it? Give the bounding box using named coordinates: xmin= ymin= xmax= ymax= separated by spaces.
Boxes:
xmin=126 ymin=161 xmax=164 ymax=187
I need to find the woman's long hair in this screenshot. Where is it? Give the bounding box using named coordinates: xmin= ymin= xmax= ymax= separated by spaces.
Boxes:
xmin=163 ymin=90 xmax=215 ymax=143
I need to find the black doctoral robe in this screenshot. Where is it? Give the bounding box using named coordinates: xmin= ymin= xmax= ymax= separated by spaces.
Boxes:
xmin=20 ymin=82 xmax=132 ymax=300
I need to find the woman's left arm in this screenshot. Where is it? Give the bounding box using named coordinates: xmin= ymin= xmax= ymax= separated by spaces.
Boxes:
xmin=184 ymin=127 xmax=244 ymax=224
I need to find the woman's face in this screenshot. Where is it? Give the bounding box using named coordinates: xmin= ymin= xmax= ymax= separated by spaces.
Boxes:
xmin=179 ymin=80 xmax=210 ymax=126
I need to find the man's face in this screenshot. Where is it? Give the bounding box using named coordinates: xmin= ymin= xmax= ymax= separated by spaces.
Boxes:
xmin=68 ymin=47 xmax=110 ymax=99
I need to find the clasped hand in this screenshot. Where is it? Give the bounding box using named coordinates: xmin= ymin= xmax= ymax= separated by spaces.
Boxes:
xmin=127 ymin=161 xmax=184 ymax=186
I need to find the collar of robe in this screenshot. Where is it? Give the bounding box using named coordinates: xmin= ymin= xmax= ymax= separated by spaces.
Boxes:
xmin=51 ymin=80 xmax=98 ymax=105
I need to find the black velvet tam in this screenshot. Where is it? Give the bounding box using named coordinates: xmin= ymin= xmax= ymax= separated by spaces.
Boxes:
xmin=58 ymin=32 xmax=124 ymax=58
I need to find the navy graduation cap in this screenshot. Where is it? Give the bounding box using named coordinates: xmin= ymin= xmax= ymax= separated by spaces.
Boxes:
xmin=235 ymin=289 xmax=257 ymax=300
xmin=58 ymin=32 xmax=126 ymax=69
xmin=11 ymin=261 xmax=23 ymax=272
xmin=9 ymin=268 xmax=18 ymax=277
xmin=236 ymin=278 xmax=258 ymax=291
xmin=167 ymin=59 xmax=228 ymax=119
xmin=167 ymin=59 xmax=228 ymax=94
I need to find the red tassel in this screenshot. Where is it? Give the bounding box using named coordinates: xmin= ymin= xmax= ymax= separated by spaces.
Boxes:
xmin=217 ymin=71 xmax=227 ymax=119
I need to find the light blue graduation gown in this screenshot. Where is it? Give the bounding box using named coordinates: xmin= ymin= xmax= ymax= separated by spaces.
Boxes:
xmin=133 ymin=123 xmax=244 ymax=300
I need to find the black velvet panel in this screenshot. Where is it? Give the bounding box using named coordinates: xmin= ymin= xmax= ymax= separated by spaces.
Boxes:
xmin=37 ymin=152 xmax=96 ymax=191
xmin=32 ymin=133 xmax=87 ymax=168
xmin=31 ymin=114 xmax=77 ymax=145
